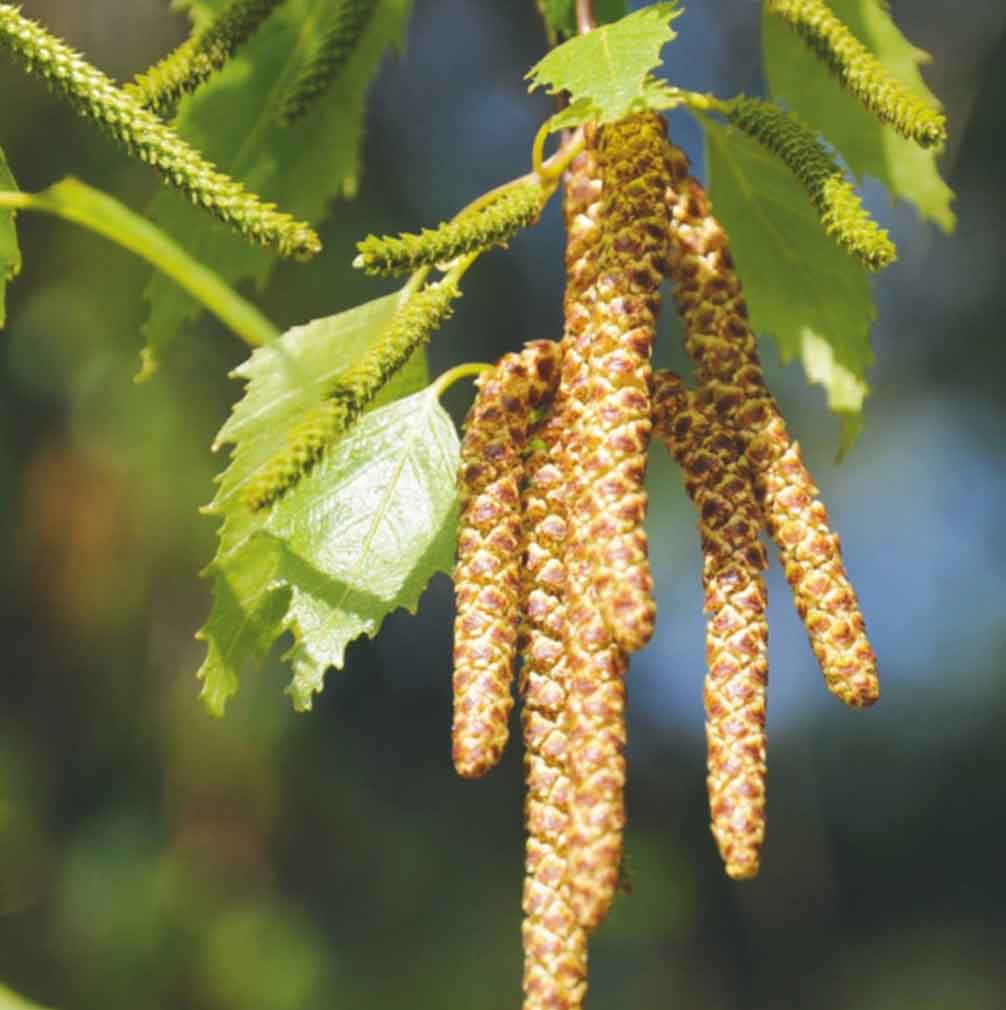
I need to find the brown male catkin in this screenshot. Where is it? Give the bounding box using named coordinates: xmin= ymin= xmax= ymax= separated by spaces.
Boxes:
xmin=654 ymin=371 xmax=769 ymax=880
xmin=519 ymin=407 xmax=588 ymax=1010
xmin=452 ymin=341 xmax=560 ymax=779
xmin=663 ymin=144 xmax=879 ymax=708
xmin=554 ymin=122 xmax=632 ymax=932
xmin=569 ymin=113 xmax=671 ymax=656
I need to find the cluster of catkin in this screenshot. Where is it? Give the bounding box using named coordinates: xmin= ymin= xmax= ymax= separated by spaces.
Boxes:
xmin=451 ymin=115 xmax=879 ymax=1010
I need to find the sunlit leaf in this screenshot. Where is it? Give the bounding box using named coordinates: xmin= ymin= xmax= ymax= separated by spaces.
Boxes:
xmin=527 ymin=2 xmax=681 ymax=128
xmin=197 ymin=293 xmax=451 ymax=715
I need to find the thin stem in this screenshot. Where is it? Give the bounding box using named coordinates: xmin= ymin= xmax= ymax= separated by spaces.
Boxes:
xmin=431 ymin=361 xmax=493 ymax=400
xmin=576 ymin=0 xmax=596 ymax=34
xmin=539 ymin=128 xmax=585 ymax=181
xmin=0 ymin=182 xmax=279 ymax=351
xmin=442 ymin=251 xmax=479 ymax=288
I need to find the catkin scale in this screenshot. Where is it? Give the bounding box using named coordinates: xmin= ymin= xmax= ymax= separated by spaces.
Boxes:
xmin=664 ymin=144 xmax=879 ymax=708
xmin=519 ymin=409 xmax=588 ymax=1010
xmin=453 ymin=341 xmax=560 ymax=780
xmin=653 ymin=371 xmax=769 ymax=880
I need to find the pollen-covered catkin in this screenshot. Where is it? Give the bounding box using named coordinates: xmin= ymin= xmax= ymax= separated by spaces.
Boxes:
xmin=519 ymin=408 xmax=588 ymax=1010
xmin=556 ymin=126 xmax=629 ymax=931
xmin=570 ymin=112 xmax=671 ymax=656
xmin=453 ymin=341 xmax=560 ymax=779
xmin=653 ymin=371 xmax=769 ymax=880
xmin=663 ymin=144 xmax=879 ymax=708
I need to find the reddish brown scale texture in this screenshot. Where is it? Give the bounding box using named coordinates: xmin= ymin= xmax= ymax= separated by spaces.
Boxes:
xmin=453 ymin=341 xmax=561 ymax=779
xmin=554 ymin=124 xmax=627 ymax=932
xmin=653 ymin=370 xmax=769 ymax=880
xmin=568 ymin=113 xmax=672 ymax=656
xmin=663 ymin=144 xmax=879 ymax=709
xmin=519 ymin=408 xmax=587 ymax=1010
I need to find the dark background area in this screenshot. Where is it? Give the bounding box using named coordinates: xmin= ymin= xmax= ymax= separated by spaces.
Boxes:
xmin=1 ymin=1 xmax=1004 ymax=1007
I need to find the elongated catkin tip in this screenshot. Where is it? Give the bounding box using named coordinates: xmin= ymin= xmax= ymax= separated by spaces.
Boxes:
xmin=453 ymin=341 xmax=561 ymax=779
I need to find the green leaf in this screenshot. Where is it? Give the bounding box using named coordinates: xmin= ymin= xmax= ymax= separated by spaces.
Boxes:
xmin=763 ymin=0 xmax=955 ymax=232
xmin=527 ymin=2 xmax=681 ymax=128
xmin=197 ymin=292 xmax=450 ymax=716
xmin=0 ymin=176 xmax=278 ymax=362
xmin=0 ymin=146 xmax=21 ymax=329
xmin=0 ymin=983 xmax=54 ymax=1010
xmin=703 ymin=115 xmax=874 ymax=454
xmin=142 ymin=0 xmax=413 ymax=368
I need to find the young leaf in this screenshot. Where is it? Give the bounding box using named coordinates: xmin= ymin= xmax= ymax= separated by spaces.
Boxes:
xmin=526 ymin=2 xmax=681 ymax=128
xmin=142 ymin=0 xmax=413 ymax=369
xmin=763 ymin=0 xmax=955 ymax=232
xmin=200 ymin=385 xmax=457 ymax=715
xmin=197 ymin=292 xmax=437 ymax=715
xmin=703 ymin=116 xmax=873 ymax=453
xmin=0 ymin=146 xmax=20 ymax=329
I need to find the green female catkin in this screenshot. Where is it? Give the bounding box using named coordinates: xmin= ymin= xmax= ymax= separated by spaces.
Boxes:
xmin=127 ymin=0 xmax=285 ymax=117
xmin=766 ymin=0 xmax=947 ymax=147
xmin=0 ymin=3 xmax=319 ymax=259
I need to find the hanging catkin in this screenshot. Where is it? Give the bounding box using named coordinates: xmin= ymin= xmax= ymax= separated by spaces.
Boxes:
xmin=453 ymin=341 xmax=560 ymax=779
xmin=653 ymin=371 xmax=769 ymax=880
xmin=663 ymin=144 xmax=879 ymax=708
xmin=568 ymin=113 xmax=671 ymax=656
xmin=519 ymin=407 xmax=588 ymax=1010
xmin=555 ymin=125 xmax=626 ymax=932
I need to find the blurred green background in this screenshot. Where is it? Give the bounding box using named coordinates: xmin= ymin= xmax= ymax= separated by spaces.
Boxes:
xmin=1 ymin=2 xmax=1004 ymax=1008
